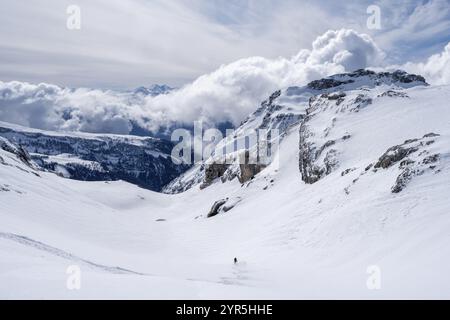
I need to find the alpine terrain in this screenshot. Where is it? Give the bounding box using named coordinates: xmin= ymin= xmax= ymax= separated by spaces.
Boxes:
xmin=1 ymin=70 xmax=450 ymax=299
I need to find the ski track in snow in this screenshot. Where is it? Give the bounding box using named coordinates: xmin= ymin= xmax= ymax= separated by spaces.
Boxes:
xmin=0 ymin=232 xmax=145 ymax=275
xmin=0 ymin=232 xmax=254 ymax=288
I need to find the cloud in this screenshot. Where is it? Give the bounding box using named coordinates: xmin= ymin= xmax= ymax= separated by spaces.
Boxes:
xmin=402 ymin=42 xmax=450 ymax=86
xmin=139 ymin=29 xmax=385 ymax=129
xmin=0 ymin=29 xmax=386 ymax=134
xmin=305 ymin=29 xmax=386 ymax=70
xmin=1 ymin=0 xmax=449 ymax=89
xmin=2 ymin=28 xmax=449 ymax=136
xmin=0 ymin=81 xmax=134 ymax=134
xmin=0 ymin=0 xmax=340 ymax=88
xmin=0 ymin=29 xmax=388 ymax=133
xmin=374 ymin=0 xmax=450 ymax=60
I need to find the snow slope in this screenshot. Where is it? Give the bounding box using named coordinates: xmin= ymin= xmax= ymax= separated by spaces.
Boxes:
xmin=1 ymin=71 xmax=450 ymax=299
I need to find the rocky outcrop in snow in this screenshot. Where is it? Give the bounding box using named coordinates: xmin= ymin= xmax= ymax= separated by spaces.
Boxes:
xmin=340 ymin=132 xmax=444 ymax=195
xmin=374 ymin=133 xmax=441 ymax=193
xmin=0 ymin=136 xmax=34 ymax=168
xmin=207 ymin=197 xmax=242 ymax=218
xmin=297 ymin=69 xmax=427 ymax=185
xmin=200 ymin=162 xmax=229 ymax=189
xmin=306 ymin=69 xmax=426 ymax=91
xmin=163 ymin=87 xmax=304 ymax=193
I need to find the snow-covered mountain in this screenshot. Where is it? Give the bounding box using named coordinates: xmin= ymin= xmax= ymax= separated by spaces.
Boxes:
xmin=0 ymin=121 xmax=188 ymax=191
xmin=133 ymin=84 xmax=174 ymax=96
xmin=163 ymin=69 xmax=428 ymax=193
xmin=1 ymin=69 xmax=450 ymax=299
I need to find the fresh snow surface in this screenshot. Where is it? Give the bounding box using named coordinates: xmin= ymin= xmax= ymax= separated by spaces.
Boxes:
xmin=1 ymin=83 xmax=450 ymax=299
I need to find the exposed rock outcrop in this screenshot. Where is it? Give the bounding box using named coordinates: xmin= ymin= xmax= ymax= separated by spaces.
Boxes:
xmin=207 ymin=199 xmax=228 ymax=218
xmin=374 ymin=145 xmax=419 ymax=169
xmin=0 ymin=137 xmax=34 ymax=168
xmin=207 ymin=197 xmax=242 ymax=218
xmin=307 ymin=79 xmax=354 ymax=90
xmin=200 ymin=163 xmax=230 ymax=189
xmin=200 ymin=150 xmax=267 ymax=188
xmin=238 ymin=151 xmax=266 ymax=184
xmin=373 ymin=133 xmax=441 ymax=193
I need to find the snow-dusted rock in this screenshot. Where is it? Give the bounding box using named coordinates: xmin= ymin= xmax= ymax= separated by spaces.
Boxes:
xmin=372 ymin=133 xmax=442 ymax=193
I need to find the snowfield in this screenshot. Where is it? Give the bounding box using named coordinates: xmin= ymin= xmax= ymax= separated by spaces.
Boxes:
xmin=1 ymin=74 xmax=450 ymax=299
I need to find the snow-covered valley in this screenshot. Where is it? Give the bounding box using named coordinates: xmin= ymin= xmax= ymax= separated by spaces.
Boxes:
xmin=1 ymin=70 xmax=450 ymax=299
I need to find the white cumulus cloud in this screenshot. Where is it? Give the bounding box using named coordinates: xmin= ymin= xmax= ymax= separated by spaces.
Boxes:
xmin=0 ymin=29 xmax=392 ymax=134
xmin=402 ymin=42 xmax=450 ymax=86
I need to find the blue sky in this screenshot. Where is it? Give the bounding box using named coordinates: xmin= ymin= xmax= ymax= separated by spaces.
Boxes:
xmin=0 ymin=0 xmax=449 ymax=89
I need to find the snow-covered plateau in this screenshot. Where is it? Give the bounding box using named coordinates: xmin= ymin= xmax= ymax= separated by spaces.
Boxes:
xmin=1 ymin=70 xmax=450 ymax=299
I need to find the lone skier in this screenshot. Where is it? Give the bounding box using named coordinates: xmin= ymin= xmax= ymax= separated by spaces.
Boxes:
xmin=234 ymin=257 xmax=238 ymax=264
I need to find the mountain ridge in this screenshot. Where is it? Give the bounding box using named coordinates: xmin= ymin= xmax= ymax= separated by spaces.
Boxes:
xmin=0 ymin=121 xmax=188 ymax=191
xmin=163 ymin=69 xmax=429 ymax=193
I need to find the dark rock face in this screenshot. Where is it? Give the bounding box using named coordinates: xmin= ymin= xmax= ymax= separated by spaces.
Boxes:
xmin=0 ymin=139 xmax=33 ymax=167
xmin=267 ymin=90 xmax=282 ymax=105
xmin=373 ymin=133 xmax=441 ymax=193
xmin=0 ymin=126 xmax=189 ymax=191
xmin=238 ymin=163 xmax=264 ymax=183
xmin=341 ymin=69 xmax=427 ymax=85
xmin=200 ymin=151 xmax=267 ymax=188
xmin=299 ymin=117 xmax=334 ymax=184
xmin=391 ymin=167 xmax=415 ymax=193
xmin=374 ymin=146 xmax=419 ymax=169
xmin=307 ymin=69 xmax=427 ymax=92
xmin=307 ymin=79 xmax=354 ymax=90
xmin=299 ymin=92 xmax=345 ymax=184
xmin=382 ymin=70 xmax=426 ymax=84
xmin=423 ymin=154 xmax=439 ymax=164
xmin=299 ymin=136 xmax=338 ymax=184
xmin=200 ymin=163 xmax=230 ymax=189
xmin=238 ymin=151 xmax=266 ymax=184
xmin=346 ymin=69 xmax=376 ymax=77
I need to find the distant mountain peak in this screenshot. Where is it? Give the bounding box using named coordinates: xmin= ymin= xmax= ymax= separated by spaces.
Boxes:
xmin=133 ymin=84 xmax=175 ymax=96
